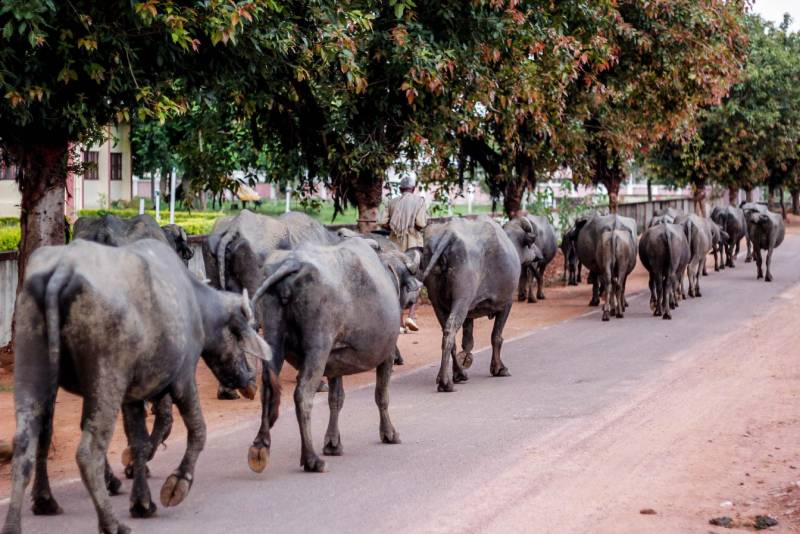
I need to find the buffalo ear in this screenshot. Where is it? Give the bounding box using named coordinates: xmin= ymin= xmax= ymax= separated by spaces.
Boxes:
xmin=241 ymin=330 xmax=273 ymax=363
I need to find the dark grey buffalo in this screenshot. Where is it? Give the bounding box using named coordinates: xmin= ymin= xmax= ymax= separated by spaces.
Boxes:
xmin=639 ymin=223 xmax=690 ymax=319
xmin=707 ymin=220 xmax=729 ymax=273
xmin=73 ymin=213 xmax=194 ymax=264
xmin=502 ymin=217 xmax=544 ymax=301
xmin=203 ymin=209 xmax=338 ymax=294
xmin=419 ymin=217 xmax=520 ymax=392
xmin=203 ymin=210 xmax=339 ymax=398
xmin=746 ymin=211 xmax=785 ymax=282
xmin=594 ymin=223 xmax=636 ymax=321
xmin=519 ymin=215 xmax=557 ymax=302
xmin=560 ymin=229 xmax=582 ymax=286
xmin=740 ymin=202 xmax=769 ymax=262
xmin=2 ymin=239 xmax=268 ymax=534
xmin=247 ymin=239 xmax=420 ymax=474
xmin=575 ymin=213 xmax=637 ymax=314
xmin=673 ymin=214 xmax=712 ymax=298
xmin=711 ymin=206 xmax=747 ymax=268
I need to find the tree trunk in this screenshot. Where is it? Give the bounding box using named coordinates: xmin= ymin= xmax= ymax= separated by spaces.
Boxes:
xmin=791 ymin=189 xmax=799 ymax=215
xmin=11 ymin=141 xmax=69 ymax=352
xmin=745 ymin=188 xmax=753 ymax=202
xmin=647 ymin=179 xmax=652 ymax=202
xmin=728 ymin=185 xmax=738 ymax=205
xmin=692 ymin=179 xmax=706 ymax=216
xmin=767 ymin=184 xmax=775 ymax=210
xmin=503 ymin=176 xmax=525 ymax=218
xmin=589 ymin=140 xmax=622 ymax=213
xmin=779 ymin=187 xmax=786 ymax=220
xmin=352 ymin=171 xmax=383 ymax=234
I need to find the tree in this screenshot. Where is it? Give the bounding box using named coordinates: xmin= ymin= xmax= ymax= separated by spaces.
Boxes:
xmin=0 ymin=0 xmax=265 ymax=348
xmin=581 ymin=0 xmax=747 ymax=212
xmin=648 ymin=14 xmax=800 ymax=216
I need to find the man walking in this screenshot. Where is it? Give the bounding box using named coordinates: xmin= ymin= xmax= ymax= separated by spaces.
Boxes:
xmin=380 ymin=176 xmax=427 ymax=332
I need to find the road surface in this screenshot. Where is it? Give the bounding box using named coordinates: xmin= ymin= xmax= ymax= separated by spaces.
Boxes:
xmin=3 ymin=235 xmax=800 ymax=533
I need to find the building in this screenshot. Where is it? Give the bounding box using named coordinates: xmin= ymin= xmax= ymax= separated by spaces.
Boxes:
xmin=0 ymin=124 xmax=133 ymax=218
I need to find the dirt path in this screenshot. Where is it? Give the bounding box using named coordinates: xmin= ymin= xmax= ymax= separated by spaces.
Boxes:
xmin=454 ymin=283 xmax=800 ymax=533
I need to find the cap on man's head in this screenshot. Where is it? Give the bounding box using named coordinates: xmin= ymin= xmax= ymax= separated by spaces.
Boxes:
xmin=399 ymin=176 xmax=416 ymax=191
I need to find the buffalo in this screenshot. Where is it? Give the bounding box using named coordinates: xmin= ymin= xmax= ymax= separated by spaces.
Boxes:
xmin=518 ymin=215 xmax=557 ymax=302
xmin=73 ymin=213 xmax=194 ymax=264
xmin=740 ymin=202 xmax=769 ymax=262
xmin=502 ymin=217 xmax=544 ymax=301
xmin=711 ymin=206 xmax=747 ymax=268
xmin=673 ymin=214 xmax=712 ymax=298
xmin=746 ymin=211 xmax=785 ymax=281
xmin=639 ymin=223 xmax=690 ymax=319
xmin=2 ymin=239 xmax=269 ymax=534
xmin=420 ymin=217 xmax=520 ymax=392
xmin=575 ymin=213 xmax=637 ymax=313
xmin=247 ymin=238 xmax=420 ymax=473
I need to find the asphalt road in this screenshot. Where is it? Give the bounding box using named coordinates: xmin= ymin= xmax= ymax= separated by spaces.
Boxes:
xmin=3 ymin=235 xmax=800 ymax=534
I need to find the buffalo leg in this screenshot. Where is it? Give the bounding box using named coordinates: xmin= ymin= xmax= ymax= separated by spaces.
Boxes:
xmin=3 ymin=384 xmax=58 ymax=534
xmin=295 ymin=345 xmax=329 ymax=472
xmin=76 ymin=390 xmax=129 ymax=534
xmin=745 ymin=233 xmax=753 ymax=263
xmin=160 ymin=381 xmax=206 ymax=508
xmin=662 ymin=274 xmax=673 ymax=320
xmin=588 ymin=272 xmax=600 ymax=306
xmin=490 ymin=304 xmax=512 ymax=376
xmin=122 ymin=402 xmax=156 ymax=518
xmin=535 ymin=264 xmax=546 ymax=300
xmin=375 ymin=358 xmax=400 ymax=444
xmin=696 ymin=259 xmax=704 ymax=296
xmin=453 ymin=319 xmax=473 ymax=383
xmin=754 ymin=247 xmax=764 ymax=279
xmin=764 ymin=245 xmax=775 ymax=282
xmin=393 ymin=346 xmax=404 ymax=365
xmin=517 ymin=269 xmax=528 ymax=302
xmin=323 ymin=376 xmax=344 ymax=456
xmin=436 ymin=305 xmax=469 ymax=392
xmin=30 ymin=392 xmax=62 ymax=516
xmin=124 ymin=395 xmax=171 ymax=479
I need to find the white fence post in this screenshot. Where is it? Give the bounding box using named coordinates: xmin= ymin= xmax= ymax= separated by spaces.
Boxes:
xmin=169 ymin=169 xmax=176 ymax=225
xmin=285 ymin=186 xmax=292 ymax=213
xmin=139 ymin=197 xmax=145 ymax=215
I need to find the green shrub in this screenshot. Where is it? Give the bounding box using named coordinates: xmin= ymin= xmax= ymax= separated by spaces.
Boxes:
xmin=0 ymin=227 xmax=20 ymax=251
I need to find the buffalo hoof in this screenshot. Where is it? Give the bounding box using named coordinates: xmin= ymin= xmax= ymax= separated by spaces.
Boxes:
xmin=695 ymin=290 xmax=702 ymax=297
xmin=302 ymin=455 xmax=326 ymax=473
xmin=129 ymin=499 xmax=157 ymax=519
xmin=32 ymin=495 xmax=63 ymax=516
xmin=527 ymin=296 xmax=537 ymax=304
xmin=702 ymin=270 xmax=708 ymax=276
xmin=393 ymin=354 xmax=404 ymax=365
xmin=317 ymin=381 xmax=329 ymax=393
xmin=589 ymin=298 xmax=600 ymax=307
xmin=248 ymin=445 xmax=269 ymax=473
xmin=216 ymin=387 xmax=240 ymax=400
xmin=160 ymin=473 xmax=192 ymax=507
xmin=537 ymin=292 xmax=546 ymax=300
xmin=323 ymin=438 xmax=343 ymax=456
xmin=765 ymin=273 xmax=773 ymax=282
xmin=663 ymin=313 xmax=672 ymax=321
xmin=602 ymin=311 xmax=610 ymax=322
xmin=106 ymin=472 xmax=123 ymax=496
xmin=654 ymin=309 xmax=662 ymax=317
xmin=100 ymin=522 xmax=131 ymax=534
xmin=453 ymin=370 xmax=469 ymax=383
xmin=745 ymin=257 xmax=752 ymax=263
xmin=518 ymin=293 xmax=527 ymax=302
xmin=456 ymin=351 xmax=474 ymax=369
xmin=491 ymin=366 xmax=510 ymax=377
xmin=615 ymin=311 xmax=624 ymax=319
xmin=437 ymin=380 xmax=455 ymax=393
xmin=380 ymin=428 xmax=401 ymax=444
xmin=757 ymin=272 xmax=763 ymax=279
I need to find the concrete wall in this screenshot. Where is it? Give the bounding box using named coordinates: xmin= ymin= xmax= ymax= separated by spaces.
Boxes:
xmin=0 ymin=253 xmax=17 ymax=346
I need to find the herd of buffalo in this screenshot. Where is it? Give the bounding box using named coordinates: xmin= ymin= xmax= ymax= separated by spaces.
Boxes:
xmin=1 ymin=201 xmax=786 ymax=533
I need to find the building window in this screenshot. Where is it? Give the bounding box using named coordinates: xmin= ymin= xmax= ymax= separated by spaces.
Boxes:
xmin=83 ymin=150 xmax=99 ymax=180
xmin=110 ymin=153 xmax=122 ymax=181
